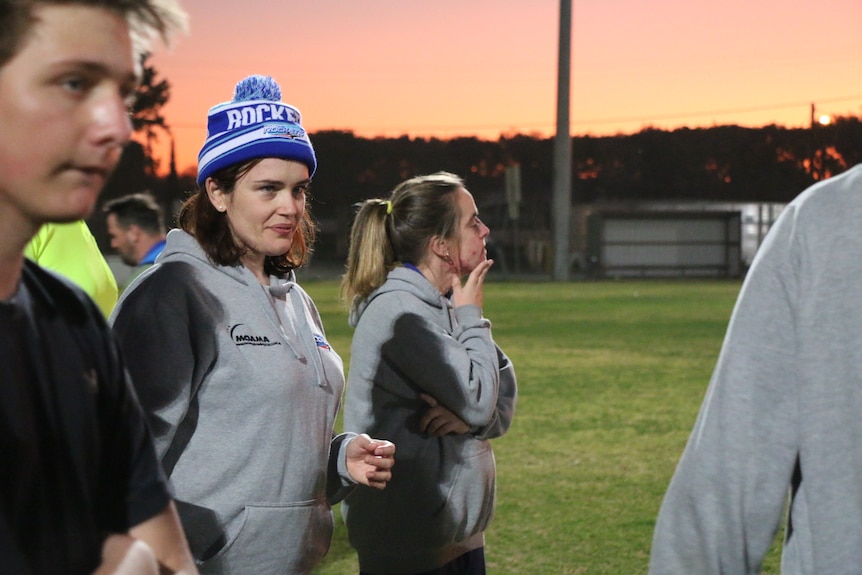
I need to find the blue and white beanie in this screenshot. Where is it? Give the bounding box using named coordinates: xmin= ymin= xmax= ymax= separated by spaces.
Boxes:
xmin=196 ymin=75 xmax=317 ymax=185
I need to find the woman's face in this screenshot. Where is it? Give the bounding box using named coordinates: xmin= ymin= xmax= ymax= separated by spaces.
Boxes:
xmin=207 ymin=157 xmax=309 ymax=264
xmin=451 ymin=187 xmax=490 ymax=274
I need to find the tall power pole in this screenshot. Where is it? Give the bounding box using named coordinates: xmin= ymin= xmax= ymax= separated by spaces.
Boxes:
xmin=552 ymin=0 xmax=572 ymax=281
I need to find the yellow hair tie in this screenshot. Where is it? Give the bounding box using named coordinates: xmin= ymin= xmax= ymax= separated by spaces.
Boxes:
xmin=384 ymin=200 xmax=393 ymax=215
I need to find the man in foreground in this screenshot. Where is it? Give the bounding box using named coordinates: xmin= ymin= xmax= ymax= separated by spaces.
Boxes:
xmin=0 ymin=0 xmax=197 ymax=573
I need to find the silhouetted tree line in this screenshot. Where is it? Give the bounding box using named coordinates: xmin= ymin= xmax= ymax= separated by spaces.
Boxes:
xmin=93 ymin=93 xmax=862 ymax=258
xmin=303 ymin=119 xmax=862 ymax=235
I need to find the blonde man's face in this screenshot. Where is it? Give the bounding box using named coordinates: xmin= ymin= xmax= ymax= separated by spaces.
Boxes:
xmin=0 ymin=5 xmax=138 ymax=230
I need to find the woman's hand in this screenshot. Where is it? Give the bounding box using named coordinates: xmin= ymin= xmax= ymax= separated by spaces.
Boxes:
xmin=419 ymin=393 xmax=470 ymax=436
xmin=345 ymin=434 xmax=396 ymax=490
xmin=450 ymin=258 xmax=494 ymax=308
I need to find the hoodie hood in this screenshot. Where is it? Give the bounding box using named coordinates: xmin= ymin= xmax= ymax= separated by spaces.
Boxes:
xmin=159 ymin=228 xmax=298 ymax=292
xmin=151 ymin=229 xmax=330 ymax=385
xmin=155 ymin=229 xmax=329 ymax=387
xmin=350 ymin=265 xmax=447 ymax=327
xmin=160 ymin=229 xmax=255 ymax=286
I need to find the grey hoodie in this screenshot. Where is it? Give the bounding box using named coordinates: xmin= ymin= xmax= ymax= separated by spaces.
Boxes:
xmin=342 ymin=266 xmax=517 ymax=574
xmin=111 ymin=229 xmax=354 ymax=575
xmin=649 ymin=164 xmax=862 ymax=574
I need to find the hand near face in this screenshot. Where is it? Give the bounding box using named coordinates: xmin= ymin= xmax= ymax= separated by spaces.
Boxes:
xmin=419 ymin=393 xmax=470 ymax=436
xmin=346 ymin=434 xmax=395 ymax=490
xmin=450 ymin=258 xmax=493 ymax=309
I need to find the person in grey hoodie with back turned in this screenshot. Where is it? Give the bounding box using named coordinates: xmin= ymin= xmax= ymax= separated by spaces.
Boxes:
xmin=110 ymin=75 xmax=395 ymax=575
xmin=649 ymin=164 xmax=862 ymax=574
xmin=340 ymin=172 xmax=517 ymax=575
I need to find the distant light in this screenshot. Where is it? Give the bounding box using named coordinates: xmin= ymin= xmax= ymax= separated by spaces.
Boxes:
xmin=818 ymin=115 xmax=832 ymax=126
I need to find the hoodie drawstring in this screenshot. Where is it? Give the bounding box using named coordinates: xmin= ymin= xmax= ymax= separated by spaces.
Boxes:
xmin=268 ymin=279 xmax=327 ymax=387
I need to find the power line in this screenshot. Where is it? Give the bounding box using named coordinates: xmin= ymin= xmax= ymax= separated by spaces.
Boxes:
xmin=576 ymin=95 xmax=862 ymax=128
xmin=163 ymin=94 xmax=862 ymax=136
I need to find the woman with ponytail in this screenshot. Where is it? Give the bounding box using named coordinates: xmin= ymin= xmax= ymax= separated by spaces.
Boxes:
xmin=341 ymin=172 xmax=518 ymax=575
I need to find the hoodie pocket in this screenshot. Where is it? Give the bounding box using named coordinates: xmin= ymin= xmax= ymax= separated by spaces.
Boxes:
xmin=199 ymin=499 xmax=332 ymax=575
xmin=440 ymin=442 xmax=497 ymax=544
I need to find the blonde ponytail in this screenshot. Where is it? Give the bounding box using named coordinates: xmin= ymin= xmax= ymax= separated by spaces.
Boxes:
xmin=341 ymin=200 xmax=395 ymax=310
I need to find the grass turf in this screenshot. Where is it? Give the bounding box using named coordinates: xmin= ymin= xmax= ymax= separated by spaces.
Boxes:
xmin=300 ymin=279 xmax=783 ymax=575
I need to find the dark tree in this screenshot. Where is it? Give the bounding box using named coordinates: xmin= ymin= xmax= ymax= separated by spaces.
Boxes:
xmin=129 ymin=54 xmax=173 ymax=177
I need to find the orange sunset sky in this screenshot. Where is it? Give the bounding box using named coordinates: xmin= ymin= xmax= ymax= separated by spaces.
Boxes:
xmin=149 ymin=0 xmax=862 ymax=176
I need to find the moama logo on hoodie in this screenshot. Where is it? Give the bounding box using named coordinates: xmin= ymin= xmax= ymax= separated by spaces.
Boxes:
xmin=229 ymin=324 xmax=282 ymax=347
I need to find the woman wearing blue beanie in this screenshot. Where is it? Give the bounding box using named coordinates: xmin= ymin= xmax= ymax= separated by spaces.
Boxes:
xmin=110 ymin=75 xmax=395 ymax=575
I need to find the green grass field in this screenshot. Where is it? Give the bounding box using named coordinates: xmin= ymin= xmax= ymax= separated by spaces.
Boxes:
xmin=301 ymin=279 xmax=783 ymax=575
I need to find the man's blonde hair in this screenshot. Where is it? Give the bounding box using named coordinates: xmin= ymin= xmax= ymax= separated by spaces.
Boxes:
xmin=0 ymin=0 xmax=188 ymax=67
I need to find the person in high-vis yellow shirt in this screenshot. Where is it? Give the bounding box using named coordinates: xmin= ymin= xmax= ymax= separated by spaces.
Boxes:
xmin=25 ymin=220 xmax=118 ymax=317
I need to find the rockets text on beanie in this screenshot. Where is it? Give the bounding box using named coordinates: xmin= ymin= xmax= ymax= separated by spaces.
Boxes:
xmin=196 ymin=74 xmax=317 ymax=185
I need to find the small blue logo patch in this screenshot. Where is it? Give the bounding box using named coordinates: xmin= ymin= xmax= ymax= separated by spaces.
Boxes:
xmin=314 ymin=334 xmax=331 ymax=350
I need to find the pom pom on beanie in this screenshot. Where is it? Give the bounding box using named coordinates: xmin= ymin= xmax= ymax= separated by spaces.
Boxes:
xmin=197 ymin=75 xmax=316 ymax=185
